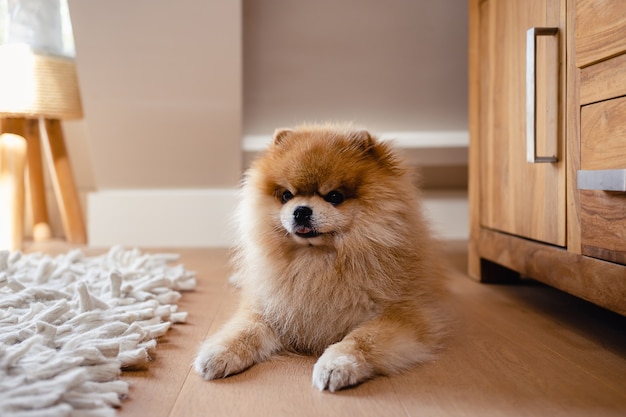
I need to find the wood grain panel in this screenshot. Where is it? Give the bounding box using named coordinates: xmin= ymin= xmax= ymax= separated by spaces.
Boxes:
xmin=478 ymin=0 xmax=566 ymax=247
xmin=580 ymin=190 xmax=626 ymax=265
xmin=575 ymin=0 xmax=626 ymax=67
xmin=478 ymin=228 xmax=626 ymax=316
xmin=580 ymin=52 xmax=626 ymax=105
xmin=566 ymin=0 xmax=582 ymax=254
xmin=468 ymin=0 xmax=482 ymax=279
xmin=580 ymin=96 xmax=626 ymax=170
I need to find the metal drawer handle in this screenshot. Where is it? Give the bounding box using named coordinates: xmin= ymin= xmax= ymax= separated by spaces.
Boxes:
xmin=526 ymin=27 xmax=559 ymax=163
xmin=578 ymin=169 xmax=626 ymax=192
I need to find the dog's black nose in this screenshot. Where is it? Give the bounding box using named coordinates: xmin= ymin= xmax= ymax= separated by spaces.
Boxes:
xmin=293 ymin=206 xmax=313 ymax=225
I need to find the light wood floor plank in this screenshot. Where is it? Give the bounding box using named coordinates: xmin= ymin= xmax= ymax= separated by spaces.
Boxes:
xmin=115 ymin=248 xmax=232 ymax=417
xmin=23 ymin=242 xmax=626 ymax=417
xmin=463 ymin=281 xmax=626 ymax=398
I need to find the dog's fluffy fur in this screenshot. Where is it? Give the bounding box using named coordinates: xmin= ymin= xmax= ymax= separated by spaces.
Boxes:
xmin=194 ymin=124 xmax=448 ymax=392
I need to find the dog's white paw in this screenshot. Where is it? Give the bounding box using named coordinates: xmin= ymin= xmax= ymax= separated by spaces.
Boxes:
xmin=194 ymin=343 xmax=252 ymax=380
xmin=312 ymin=349 xmax=373 ymax=392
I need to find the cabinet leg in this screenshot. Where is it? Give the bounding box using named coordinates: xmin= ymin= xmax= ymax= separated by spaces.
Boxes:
xmin=41 ymin=119 xmax=87 ymax=244
xmin=479 ymin=258 xmax=521 ymax=284
xmin=24 ymin=119 xmax=52 ymax=241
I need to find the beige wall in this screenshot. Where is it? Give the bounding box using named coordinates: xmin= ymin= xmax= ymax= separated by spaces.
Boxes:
xmin=65 ymin=0 xmax=468 ymax=192
xmin=68 ymin=0 xmax=242 ymax=190
xmin=244 ymin=0 xmax=468 ymax=135
xmin=55 ymin=0 xmax=468 ymax=245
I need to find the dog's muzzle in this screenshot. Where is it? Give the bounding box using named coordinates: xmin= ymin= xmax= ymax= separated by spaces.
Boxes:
xmin=292 ymin=206 xmax=319 ymax=238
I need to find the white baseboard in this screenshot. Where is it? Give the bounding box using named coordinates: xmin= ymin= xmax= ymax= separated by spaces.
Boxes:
xmin=88 ymin=188 xmax=239 ymax=248
xmin=88 ymin=188 xmax=468 ymax=248
xmin=244 ymin=131 xmax=469 ymax=167
xmin=421 ymin=190 xmax=469 ymax=241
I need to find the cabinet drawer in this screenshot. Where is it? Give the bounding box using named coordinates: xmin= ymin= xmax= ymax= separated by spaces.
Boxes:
xmin=579 ymin=96 xmax=626 ymax=265
xmin=580 ymin=190 xmax=626 ymax=264
xmin=581 ymin=96 xmax=626 ymax=170
xmin=580 ymin=53 xmax=626 ymax=105
xmin=576 ymin=0 xmax=626 ymax=67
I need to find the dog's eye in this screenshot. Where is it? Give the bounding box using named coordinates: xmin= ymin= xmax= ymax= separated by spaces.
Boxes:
xmin=281 ymin=190 xmax=294 ymax=204
xmin=324 ymin=190 xmax=344 ymax=206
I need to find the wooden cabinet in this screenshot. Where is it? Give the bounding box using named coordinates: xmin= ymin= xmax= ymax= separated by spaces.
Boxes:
xmin=469 ymin=0 xmax=626 ymax=316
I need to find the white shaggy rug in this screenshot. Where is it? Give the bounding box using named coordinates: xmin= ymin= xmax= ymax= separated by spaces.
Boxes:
xmin=0 ymin=246 xmax=196 ymax=417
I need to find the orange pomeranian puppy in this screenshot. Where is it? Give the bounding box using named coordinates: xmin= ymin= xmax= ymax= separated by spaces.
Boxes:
xmin=194 ymin=124 xmax=448 ymax=392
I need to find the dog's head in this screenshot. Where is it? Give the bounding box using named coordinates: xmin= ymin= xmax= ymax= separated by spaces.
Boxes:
xmin=244 ymin=125 xmax=409 ymax=248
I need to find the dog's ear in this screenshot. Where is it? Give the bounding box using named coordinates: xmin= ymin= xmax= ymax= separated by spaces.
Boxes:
xmin=273 ymin=128 xmax=293 ymax=145
xmin=350 ymin=129 xmax=385 ymax=158
xmin=350 ymin=129 xmax=375 ymax=150
xmin=350 ymin=129 xmax=399 ymax=170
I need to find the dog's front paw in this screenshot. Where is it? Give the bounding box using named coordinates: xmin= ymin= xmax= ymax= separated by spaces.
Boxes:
xmin=312 ymin=347 xmax=374 ymax=392
xmin=194 ymin=343 xmax=253 ymax=380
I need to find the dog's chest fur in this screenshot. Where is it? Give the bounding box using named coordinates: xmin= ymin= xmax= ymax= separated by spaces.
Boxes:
xmin=248 ymin=250 xmax=379 ymax=354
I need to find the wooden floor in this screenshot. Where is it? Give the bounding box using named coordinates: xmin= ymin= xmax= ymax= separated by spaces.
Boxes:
xmin=29 ymin=242 xmax=626 ymax=416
